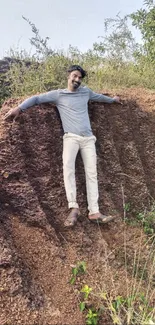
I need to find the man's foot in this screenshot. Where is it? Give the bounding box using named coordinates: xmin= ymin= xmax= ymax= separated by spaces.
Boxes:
xmin=88 ymin=212 xmax=116 ymax=224
xmin=64 ymin=208 xmax=80 ymax=228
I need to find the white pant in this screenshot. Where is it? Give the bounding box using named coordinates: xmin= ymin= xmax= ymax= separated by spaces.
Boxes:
xmin=63 ymin=133 xmax=99 ymax=215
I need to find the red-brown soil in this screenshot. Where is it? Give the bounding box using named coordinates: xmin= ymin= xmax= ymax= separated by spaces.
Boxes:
xmin=0 ymin=88 xmax=155 ymax=325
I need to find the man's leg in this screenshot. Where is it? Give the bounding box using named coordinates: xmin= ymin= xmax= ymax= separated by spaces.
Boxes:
xmin=80 ymin=136 xmax=99 ymax=215
xmin=63 ymin=134 xmax=80 ymax=226
xmin=80 ymin=136 xmax=116 ymax=224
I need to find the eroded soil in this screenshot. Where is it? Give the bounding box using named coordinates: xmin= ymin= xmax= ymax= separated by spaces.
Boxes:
xmin=0 ymin=88 xmax=155 ymax=324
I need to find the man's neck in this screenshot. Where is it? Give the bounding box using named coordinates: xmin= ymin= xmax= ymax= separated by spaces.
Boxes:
xmin=67 ymin=86 xmax=76 ymax=92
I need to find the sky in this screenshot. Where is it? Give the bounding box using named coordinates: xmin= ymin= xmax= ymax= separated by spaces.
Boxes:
xmin=0 ymin=0 xmax=144 ymax=58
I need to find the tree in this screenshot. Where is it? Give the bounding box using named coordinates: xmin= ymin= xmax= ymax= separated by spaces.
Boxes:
xmin=22 ymin=16 xmax=54 ymax=58
xmin=130 ymin=0 xmax=155 ymax=62
xmin=92 ymin=14 xmax=138 ymax=62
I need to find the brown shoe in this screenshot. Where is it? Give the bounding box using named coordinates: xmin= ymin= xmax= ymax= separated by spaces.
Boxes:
xmin=64 ymin=208 xmax=80 ymax=228
xmin=88 ymin=213 xmax=116 ymax=224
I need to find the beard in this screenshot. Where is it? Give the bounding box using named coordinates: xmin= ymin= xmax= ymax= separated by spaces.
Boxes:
xmin=72 ymin=80 xmax=81 ymax=89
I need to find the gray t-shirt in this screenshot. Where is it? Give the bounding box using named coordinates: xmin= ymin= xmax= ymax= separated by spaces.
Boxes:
xmin=19 ymin=86 xmax=115 ymax=136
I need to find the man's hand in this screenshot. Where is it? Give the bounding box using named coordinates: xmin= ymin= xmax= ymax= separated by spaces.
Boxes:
xmin=113 ymin=96 xmax=122 ymax=104
xmin=4 ymin=107 xmax=21 ymax=121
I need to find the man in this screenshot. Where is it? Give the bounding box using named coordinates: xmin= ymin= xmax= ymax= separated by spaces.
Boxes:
xmin=5 ymin=65 xmax=121 ymax=227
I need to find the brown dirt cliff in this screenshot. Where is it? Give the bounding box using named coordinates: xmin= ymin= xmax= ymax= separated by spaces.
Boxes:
xmin=0 ymin=88 xmax=155 ymax=324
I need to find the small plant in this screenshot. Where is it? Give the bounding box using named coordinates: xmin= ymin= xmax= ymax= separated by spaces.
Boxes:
xmin=124 ymin=202 xmax=131 ymax=213
xmin=79 ymin=285 xmax=93 ymax=313
xmin=79 ymin=284 xmax=92 ymax=311
xmin=100 ymin=291 xmax=155 ymax=325
xmin=70 ymin=263 xmax=100 ymax=324
xmin=136 ymin=207 xmax=155 ymax=236
xmin=79 ymin=301 xmax=86 ymax=312
xmin=124 ymin=204 xmax=155 ymax=239
xmin=86 ymin=308 xmax=99 ymax=325
xmin=112 ymin=295 xmax=126 ymax=311
xmin=81 ymin=285 xmax=92 ymax=300
xmin=79 ymin=285 xmax=100 ymax=325
xmin=70 ymin=261 xmax=86 ymax=285
xmin=79 ymin=301 xmax=100 ymax=325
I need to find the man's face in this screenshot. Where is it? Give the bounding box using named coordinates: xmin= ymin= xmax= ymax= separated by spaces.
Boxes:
xmin=68 ymin=70 xmax=82 ymax=90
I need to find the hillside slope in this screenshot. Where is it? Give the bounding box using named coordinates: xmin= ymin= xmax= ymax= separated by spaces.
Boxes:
xmin=0 ymin=88 xmax=155 ymax=325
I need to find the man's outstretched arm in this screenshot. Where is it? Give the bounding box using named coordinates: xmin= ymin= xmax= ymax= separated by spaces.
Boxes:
xmin=4 ymin=90 xmax=59 ymax=120
xmin=88 ymin=88 xmax=122 ymax=104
